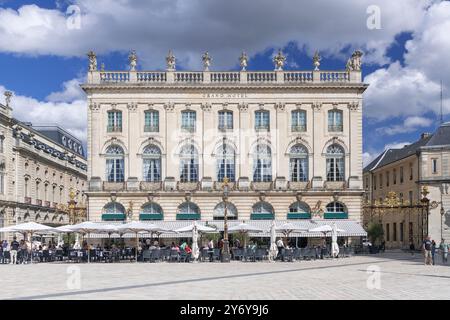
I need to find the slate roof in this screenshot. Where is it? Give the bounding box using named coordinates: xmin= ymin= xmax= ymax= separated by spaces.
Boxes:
xmin=364 ymin=122 xmax=450 ymax=173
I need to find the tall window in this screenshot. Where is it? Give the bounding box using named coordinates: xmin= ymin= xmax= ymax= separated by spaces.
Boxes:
xmin=181 ymin=111 xmax=196 ymax=132
xmin=386 ymin=223 xmax=390 ymax=241
xmin=373 ymin=175 xmax=377 ymax=190
xmin=291 ymin=110 xmax=306 ymax=132
xmin=142 ymin=145 xmax=161 ymax=182
xmin=409 ymin=163 xmax=413 ymax=180
xmin=213 ymin=202 xmax=238 ymax=220
xmin=107 ymin=111 xmax=122 ymax=132
xmin=144 ymin=110 xmax=159 ymax=132
xmin=289 ymin=144 xmax=308 ymax=182
xmin=253 ymin=144 xmax=272 ymax=182
xmin=105 ymin=145 xmax=125 ymax=182
xmin=0 ymin=136 xmax=4 ymax=153
xmin=400 ymin=166 xmax=404 ymax=183
xmin=179 ymin=145 xmax=199 ymax=182
xmin=393 ymin=169 xmax=397 ymax=184
xmin=393 ymin=223 xmax=397 ymax=241
xmin=217 ymin=144 xmax=235 ymax=182
xmin=432 ymin=159 xmax=438 ymax=174
xmin=379 ymin=173 xmax=383 ymax=188
xmin=36 ymin=181 xmax=40 ymax=200
xmin=400 ymin=222 xmax=404 ymax=242
xmin=328 ymin=110 xmax=343 ymax=132
xmin=255 ymin=110 xmax=270 ymax=131
xmin=326 ymin=144 xmax=344 ymax=181
xmin=24 ymin=178 xmax=29 ymax=197
xmin=386 ymin=171 xmax=390 ymax=187
xmin=218 ymin=111 xmax=233 ymax=130
xmin=0 ymin=172 xmax=4 ymax=194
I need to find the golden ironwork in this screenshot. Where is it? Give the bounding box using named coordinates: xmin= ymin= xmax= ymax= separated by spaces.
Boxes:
xmin=57 ymin=188 xmax=87 ymax=224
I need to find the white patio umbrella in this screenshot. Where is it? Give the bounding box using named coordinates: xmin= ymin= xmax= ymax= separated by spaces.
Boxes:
xmin=227 ymin=222 xmax=263 ymax=248
xmin=54 ymin=225 xmax=74 ymax=247
xmin=308 ymin=224 xmax=345 ymax=234
xmin=68 ymin=221 xmax=105 ymax=263
xmin=275 ymin=222 xmax=308 ymax=246
xmin=191 ymin=221 xmax=200 ymax=261
xmin=331 ymin=223 xmax=340 ymax=258
xmin=116 ymin=221 xmax=173 ymax=262
xmin=174 ymin=223 xmax=217 ymax=233
xmin=0 ymin=222 xmax=56 ymax=264
xmin=268 ymin=220 xmax=278 ymax=262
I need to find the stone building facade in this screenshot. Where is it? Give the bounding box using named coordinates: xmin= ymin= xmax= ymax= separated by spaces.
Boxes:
xmin=0 ymin=93 xmax=88 ymax=239
xmin=363 ymin=123 xmax=450 ymax=249
xmin=82 ymin=50 xmax=367 ymax=235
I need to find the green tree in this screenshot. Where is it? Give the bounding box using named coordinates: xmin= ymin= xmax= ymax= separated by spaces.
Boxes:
xmin=367 ymin=222 xmax=384 ymax=245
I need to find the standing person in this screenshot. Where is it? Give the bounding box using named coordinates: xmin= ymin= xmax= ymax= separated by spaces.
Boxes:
xmin=439 ymin=239 xmax=448 ymax=264
xmin=422 ymin=236 xmax=432 ymax=265
xmin=10 ymin=237 xmax=19 ymax=265
xmin=431 ymin=240 xmax=437 ymax=265
xmin=276 ymin=238 xmax=285 ymax=261
xmin=409 ymin=241 xmax=415 ymax=256
xmin=1 ymin=240 xmax=8 ymax=264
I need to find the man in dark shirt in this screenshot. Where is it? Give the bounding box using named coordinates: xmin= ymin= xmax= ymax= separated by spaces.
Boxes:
xmin=10 ymin=237 xmax=20 ymax=265
xmin=422 ymin=236 xmax=432 ymax=265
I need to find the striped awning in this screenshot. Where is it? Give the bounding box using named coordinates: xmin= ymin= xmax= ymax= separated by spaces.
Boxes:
xmin=78 ymin=219 xmax=366 ymax=239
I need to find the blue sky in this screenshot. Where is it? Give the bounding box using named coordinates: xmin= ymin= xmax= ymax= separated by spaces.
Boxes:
xmin=0 ymin=0 xmax=449 ymax=166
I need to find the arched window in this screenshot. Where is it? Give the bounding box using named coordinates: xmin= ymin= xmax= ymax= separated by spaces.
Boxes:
xmin=289 ymin=144 xmax=308 ymax=182
xmin=179 ymin=145 xmax=198 ymax=182
xmin=325 ymin=201 xmax=347 ymax=219
xmin=213 ymin=202 xmax=238 ymax=220
xmin=106 ymin=145 xmax=125 ymax=182
xmin=177 ymin=202 xmax=200 ymax=220
xmin=140 ymin=202 xmax=163 ymax=220
xmin=142 ymin=145 xmax=161 ymax=182
xmin=326 ymin=144 xmax=345 ymax=182
xmin=216 ymin=144 xmax=235 ymax=182
xmin=102 ymin=202 xmax=126 ymax=221
xmin=288 ymin=201 xmax=311 ymax=219
xmin=251 ymin=201 xmax=274 ymax=220
xmin=253 ymin=144 xmax=272 ymax=182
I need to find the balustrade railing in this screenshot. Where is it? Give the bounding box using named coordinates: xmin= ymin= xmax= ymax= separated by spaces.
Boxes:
xmin=91 ymin=70 xmax=357 ymax=84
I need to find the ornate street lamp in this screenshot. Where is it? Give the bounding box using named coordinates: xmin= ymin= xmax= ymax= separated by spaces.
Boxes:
xmin=221 ymin=177 xmax=231 ymax=263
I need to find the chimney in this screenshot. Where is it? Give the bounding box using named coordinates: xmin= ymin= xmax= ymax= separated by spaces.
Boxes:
xmin=420 ymin=132 xmax=431 ymax=140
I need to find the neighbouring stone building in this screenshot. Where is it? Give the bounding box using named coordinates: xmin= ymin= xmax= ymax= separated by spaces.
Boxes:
xmin=363 ymin=123 xmax=450 ymax=249
xmin=0 ymin=92 xmax=88 ymax=239
xmin=81 ymin=49 xmax=367 ymax=239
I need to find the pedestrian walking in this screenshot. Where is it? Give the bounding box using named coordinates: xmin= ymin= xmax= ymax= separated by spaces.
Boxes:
xmin=422 ymin=236 xmax=432 ymax=265
xmin=439 ymin=239 xmax=448 ymax=264
xmin=409 ymin=241 xmax=415 ymax=256
xmin=10 ymin=237 xmax=19 ymax=265
xmin=431 ymin=240 xmax=437 ymax=265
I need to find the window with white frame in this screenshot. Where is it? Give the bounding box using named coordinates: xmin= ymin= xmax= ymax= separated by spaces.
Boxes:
xmin=178 ymin=202 xmax=200 ymax=216
xmin=141 ymin=203 xmax=163 ymax=215
xmin=289 ymin=201 xmax=310 ymax=214
xmin=291 ymin=110 xmax=307 ymax=132
xmin=328 ymin=109 xmax=343 ymax=132
xmin=142 ymin=145 xmax=161 ymax=182
xmin=105 ymin=145 xmax=125 ymax=182
xmin=179 ymin=144 xmax=199 ymax=182
xmin=216 ymin=144 xmax=235 ymax=182
xmin=326 ymin=144 xmax=345 ymax=181
xmin=289 ymin=144 xmax=308 ymax=182
xmin=253 ymin=144 xmax=272 ymax=182
xmin=107 ymin=111 xmax=122 ymax=132
xmin=255 ymin=110 xmax=270 ymax=131
xmin=252 ymin=201 xmax=274 ymax=216
xmin=326 ymin=201 xmax=346 ymax=213
xmin=218 ymin=110 xmax=233 ymax=130
xmin=181 ymin=110 xmax=196 ymax=132
xmin=213 ymin=202 xmax=238 ymax=220
xmin=144 ymin=110 xmax=159 ymax=132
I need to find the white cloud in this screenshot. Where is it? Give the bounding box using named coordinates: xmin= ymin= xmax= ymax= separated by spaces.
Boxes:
xmin=0 ymin=84 xmax=87 ymax=144
xmin=376 ymin=116 xmax=433 ymax=135
xmin=46 ymin=78 xmax=85 ymax=103
xmin=0 ymin=0 xmax=431 ymax=69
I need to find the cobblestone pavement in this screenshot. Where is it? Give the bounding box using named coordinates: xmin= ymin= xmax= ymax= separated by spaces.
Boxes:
xmin=1 ymin=252 xmax=449 ymax=300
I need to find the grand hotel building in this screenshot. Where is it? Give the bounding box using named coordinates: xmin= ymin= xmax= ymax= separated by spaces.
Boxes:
xmin=82 ymin=50 xmax=367 ymax=236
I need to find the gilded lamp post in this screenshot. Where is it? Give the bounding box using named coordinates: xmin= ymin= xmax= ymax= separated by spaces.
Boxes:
xmin=222 ymin=177 xmax=231 ymax=263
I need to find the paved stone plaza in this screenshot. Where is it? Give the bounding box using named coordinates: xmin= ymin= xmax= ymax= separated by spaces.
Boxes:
xmin=1 ymin=251 xmax=449 ymax=300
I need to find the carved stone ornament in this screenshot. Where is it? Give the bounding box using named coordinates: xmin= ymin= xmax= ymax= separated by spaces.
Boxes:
xmin=332 ymin=102 xmax=339 ymax=109
xmin=346 ymin=50 xmax=363 ymax=71
xmin=89 ymin=102 xmax=100 ymax=112
xmin=295 ymin=192 xmax=302 ymax=202
xmin=87 ymin=50 xmax=97 ymax=72
xmin=129 ymin=50 xmax=137 ymax=71
xmin=147 ymin=193 xmax=155 ymax=202
xmin=312 ymin=101 xmax=322 ymax=112
xmin=110 ymin=193 xmax=117 ymax=202
xmin=273 ymin=49 xmax=286 ymax=71
xmin=202 ymin=51 xmax=212 ymax=71
xmin=348 ymin=101 xmax=359 ymax=111
xmin=239 ymin=51 xmax=248 ymax=71
xmin=127 ymin=102 xmax=138 ymax=112
xmin=275 ymin=102 xmax=285 ymax=112
xmin=201 ymin=103 xmax=211 ymax=112
xmin=4 ymin=91 xmax=12 ymax=107
xmin=166 ymin=50 xmax=176 ymax=71
xmin=185 ymin=192 xmax=192 ymax=202
xmin=164 ymin=102 xmax=175 ymax=112
xmin=238 ymin=103 xmax=248 ymax=112
xmin=313 ymin=50 xmax=321 ymax=71
xmin=259 ymin=192 xmax=266 ymax=202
